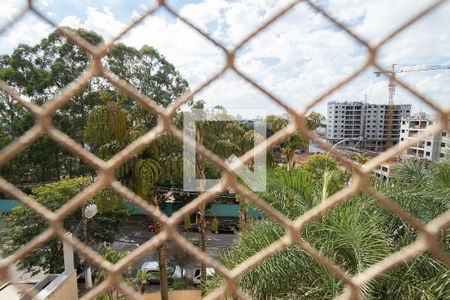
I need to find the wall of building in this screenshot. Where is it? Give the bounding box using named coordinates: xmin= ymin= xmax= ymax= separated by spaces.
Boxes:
xmin=1 ymin=200 xmax=264 ymax=218
xmin=32 ymin=271 xmax=77 ymax=300
xmin=399 ymin=115 xmax=449 ymax=161
xmin=327 ymin=101 xmax=411 ymax=152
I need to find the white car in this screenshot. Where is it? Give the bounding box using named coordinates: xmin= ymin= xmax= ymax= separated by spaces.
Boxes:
xmin=192 ymin=267 xmax=215 ymax=285
xmin=141 ymin=261 xmax=183 ymax=283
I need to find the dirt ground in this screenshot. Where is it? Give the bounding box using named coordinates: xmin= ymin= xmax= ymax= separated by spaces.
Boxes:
xmin=143 ymin=290 xmax=202 ymax=300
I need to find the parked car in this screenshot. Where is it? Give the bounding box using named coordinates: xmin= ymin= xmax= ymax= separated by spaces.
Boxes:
xmin=192 ymin=267 xmax=215 ymax=285
xmin=141 ymin=261 xmax=182 ymax=284
xmin=184 ymin=223 xmax=199 ymax=232
xmin=218 ymin=220 xmax=239 ymax=233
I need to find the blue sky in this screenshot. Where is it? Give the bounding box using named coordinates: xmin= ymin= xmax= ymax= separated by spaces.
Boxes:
xmin=1 ymin=0 xmax=449 ymax=117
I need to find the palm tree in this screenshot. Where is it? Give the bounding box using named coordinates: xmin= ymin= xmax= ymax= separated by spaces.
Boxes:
xmin=205 ymin=166 xmax=391 ymax=298
xmin=204 ymin=158 xmax=449 ymax=299
xmin=265 ymin=113 xmax=324 ymax=171
xmin=84 ymin=92 xmax=183 ymax=300
xmin=187 ymin=101 xmax=265 ymax=284
xmin=217 ymin=122 xmax=265 ymax=229
xmin=371 ymin=158 xmax=450 ymax=299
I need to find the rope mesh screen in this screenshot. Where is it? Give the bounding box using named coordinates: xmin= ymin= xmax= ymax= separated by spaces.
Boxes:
xmin=0 ymin=1 xmax=449 ymax=299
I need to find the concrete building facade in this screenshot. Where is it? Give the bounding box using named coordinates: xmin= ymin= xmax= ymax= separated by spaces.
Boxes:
xmin=373 ymin=161 xmax=401 ymax=182
xmin=399 ymin=113 xmax=449 ymax=161
xmin=327 ymin=101 xmax=411 ymax=152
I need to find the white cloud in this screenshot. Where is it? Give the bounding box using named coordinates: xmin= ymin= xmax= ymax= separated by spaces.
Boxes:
xmin=0 ymin=0 xmax=27 ymax=23
xmin=0 ymin=12 xmax=52 ymax=54
xmin=179 ymin=0 xmax=229 ymax=32
xmin=60 ymin=15 xmax=82 ymax=28
xmin=61 ymin=6 xmax=125 ymax=39
xmin=0 ymin=0 xmax=449 ymax=116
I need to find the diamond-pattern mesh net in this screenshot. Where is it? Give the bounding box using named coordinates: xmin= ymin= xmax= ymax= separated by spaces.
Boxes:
xmin=0 ymin=1 xmax=449 ymax=299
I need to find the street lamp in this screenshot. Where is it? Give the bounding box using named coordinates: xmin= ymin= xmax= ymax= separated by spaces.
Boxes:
xmin=82 ymin=204 xmax=97 ymax=289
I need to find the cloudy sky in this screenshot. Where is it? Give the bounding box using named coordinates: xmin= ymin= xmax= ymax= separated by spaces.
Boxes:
xmin=1 ymin=0 xmax=449 ymax=117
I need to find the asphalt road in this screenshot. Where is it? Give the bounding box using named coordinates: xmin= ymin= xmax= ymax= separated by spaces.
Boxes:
xmin=110 ymin=219 xmax=238 ymax=279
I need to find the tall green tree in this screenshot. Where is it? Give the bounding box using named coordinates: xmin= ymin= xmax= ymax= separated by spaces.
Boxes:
xmin=84 ymin=92 xmax=185 ymax=300
xmin=265 ymin=112 xmax=325 ymax=170
xmin=299 ymin=153 xmax=348 ymax=198
xmin=205 ymin=158 xmax=449 ymax=299
xmin=0 ymin=27 xmax=188 ymax=184
xmin=4 ymin=177 xmax=130 ymax=275
xmin=187 ymin=101 xmax=264 ymax=286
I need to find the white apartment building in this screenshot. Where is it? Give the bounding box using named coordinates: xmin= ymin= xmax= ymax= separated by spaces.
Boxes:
xmin=373 ymin=161 xmax=401 ymax=182
xmin=399 ymin=113 xmax=449 ymax=161
xmin=327 ymin=101 xmax=411 ymax=152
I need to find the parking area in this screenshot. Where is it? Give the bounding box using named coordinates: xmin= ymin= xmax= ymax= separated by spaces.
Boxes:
xmin=109 ymin=217 xmax=237 ymax=283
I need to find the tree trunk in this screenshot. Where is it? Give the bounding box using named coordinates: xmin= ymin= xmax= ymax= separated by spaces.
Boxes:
xmin=195 ymin=134 xmax=207 ymax=290
xmin=150 ymin=190 xmax=169 ymax=300
xmin=287 ymin=153 xmax=294 ymax=171
xmin=239 ymin=201 xmax=247 ymax=230
xmin=81 ymin=206 xmax=92 ymax=289
xmin=199 ymin=202 xmax=207 ymax=287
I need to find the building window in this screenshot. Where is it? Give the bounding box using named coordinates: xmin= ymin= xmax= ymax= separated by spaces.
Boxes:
xmin=443 ymin=132 xmax=447 ymax=137
xmin=426 ymin=151 xmax=430 ymax=156
xmin=442 ymin=142 xmax=446 ymax=147
xmin=402 ymin=121 xmax=406 ymax=124
xmin=440 ymin=153 xmax=444 ymax=158
xmin=427 ymin=141 xmax=431 ymax=146
xmin=401 ymin=138 xmax=404 ymax=141
xmin=401 ymin=129 xmax=405 ymax=133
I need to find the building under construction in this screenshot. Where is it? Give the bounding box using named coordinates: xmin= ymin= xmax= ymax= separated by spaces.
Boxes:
xmin=326 ymin=101 xmax=411 ymax=152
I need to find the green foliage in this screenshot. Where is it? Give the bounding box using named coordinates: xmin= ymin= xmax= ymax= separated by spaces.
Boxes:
xmin=300 ymin=153 xmax=338 ymax=179
xmin=190 ymin=102 xmax=265 ymax=175
xmin=83 ymin=102 xmax=128 ymax=148
xmin=349 ymin=152 xmax=371 ymax=165
xmin=4 ymin=178 xmax=130 ymax=274
xmin=300 ymin=153 xmax=348 ymax=198
xmin=170 ymin=278 xmax=189 ymax=290
xmin=96 ymin=243 xmax=129 ymax=299
xmin=134 ymin=159 xmax=161 ymax=198
xmin=265 ymin=113 xmax=324 ymax=169
xmin=184 ymin=214 xmax=191 ymax=231
xmin=133 ymin=269 xmax=151 ymax=294
xmin=306 ymin=111 xmax=326 ymax=130
xmin=96 ymin=243 xmax=128 ymax=280
xmin=211 ymin=217 xmax=219 ymax=233
xmin=0 ymin=28 xmax=188 ymax=185
xmin=205 ymin=161 xmax=450 ymax=299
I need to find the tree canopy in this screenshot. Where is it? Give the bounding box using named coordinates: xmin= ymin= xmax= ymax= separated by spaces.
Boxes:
xmin=4 ymin=177 xmax=130 ymax=275
xmin=0 ymin=28 xmax=188 ymax=185
xmin=205 ymin=156 xmax=449 ymax=299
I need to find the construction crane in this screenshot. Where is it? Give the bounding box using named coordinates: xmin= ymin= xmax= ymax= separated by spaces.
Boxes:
xmin=374 ymin=64 xmax=450 ymax=149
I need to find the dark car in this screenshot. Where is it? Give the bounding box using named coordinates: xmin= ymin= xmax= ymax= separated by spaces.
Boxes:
xmin=218 ymin=220 xmax=239 ymax=233
xmin=184 ymin=223 xmax=199 ymax=232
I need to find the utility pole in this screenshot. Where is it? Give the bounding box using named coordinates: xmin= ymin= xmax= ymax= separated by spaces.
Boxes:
xmin=82 ymin=204 xmax=97 ymax=289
